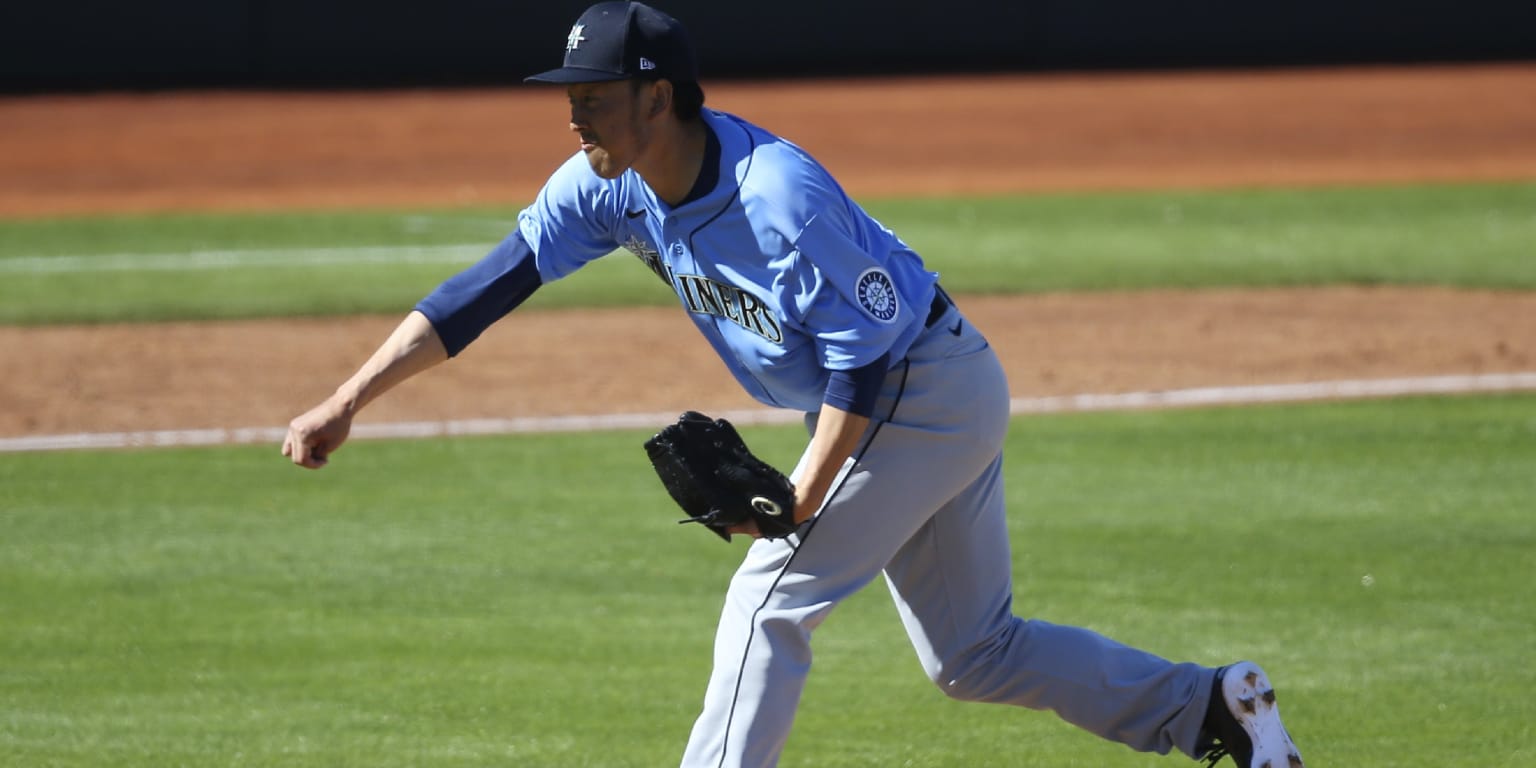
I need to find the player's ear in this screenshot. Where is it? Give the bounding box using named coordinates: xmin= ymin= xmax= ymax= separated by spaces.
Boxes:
xmin=649 ymin=80 xmax=672 ymax=118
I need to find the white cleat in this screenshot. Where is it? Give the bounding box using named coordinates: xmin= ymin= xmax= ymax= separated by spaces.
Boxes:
xmin=1204 ymin=661 xmax=1305 ymax=768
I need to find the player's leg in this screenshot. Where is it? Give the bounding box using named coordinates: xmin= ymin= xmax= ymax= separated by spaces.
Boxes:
xmin=874 ymin=322 xmax=1302 ymax=760
xmin=677 ymin=533 xmax=836 ymax=768
xmin=676 ymin=441 xmax=1008 ymax=765
xmin=880 ymin=451 xmax=1217 ymax=757
xmin=676 ymin=469 xmax=965 ymax=766
xmin=678 ymin=321 xmax=1014 ymax=767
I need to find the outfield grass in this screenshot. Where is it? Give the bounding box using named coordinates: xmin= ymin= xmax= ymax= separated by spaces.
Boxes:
xmin=3 ymin=395 xmax=1532 ymax=766
xmin=2 ymin=181 xmax=1533 ymax=324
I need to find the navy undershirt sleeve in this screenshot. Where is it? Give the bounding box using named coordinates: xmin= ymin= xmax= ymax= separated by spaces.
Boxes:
xmin=414 ymin=231 xmax=543 ymax=357
xmin=822 ymin=351 xmax=891 ymax=417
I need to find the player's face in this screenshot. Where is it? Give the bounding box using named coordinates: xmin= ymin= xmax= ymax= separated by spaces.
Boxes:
xmin=567 ymin=80 xmax=654 ymax=179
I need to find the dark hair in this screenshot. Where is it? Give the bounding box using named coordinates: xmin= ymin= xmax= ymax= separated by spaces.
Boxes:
xmin=671 ymin=80 xmax=705 ymax=121
xmin=634 ymin=77 xmax=706 ymax=122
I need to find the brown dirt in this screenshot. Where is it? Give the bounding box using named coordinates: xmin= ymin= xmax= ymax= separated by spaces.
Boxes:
xmin=2 ymin=64 xmax=1534 ymax=439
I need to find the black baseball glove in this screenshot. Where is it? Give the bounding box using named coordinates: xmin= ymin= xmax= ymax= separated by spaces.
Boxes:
xmin=643 ymin=411 xmax=799 ymax=541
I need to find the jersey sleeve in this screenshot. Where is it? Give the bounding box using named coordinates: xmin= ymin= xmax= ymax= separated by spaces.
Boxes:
xmin=517 ymin=152 xmax=628 ymax=282
xmin=787 ymin=212 xmax=929 ymax=371
xmin=414 ymin=230 xmax=542 ymax=357
xmin=415 ymin=152 xmax=627 ymax=356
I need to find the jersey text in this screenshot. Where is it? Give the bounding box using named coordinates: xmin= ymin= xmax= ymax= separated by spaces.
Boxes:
xmin=676 ymin=273 xmax=784 ymax=343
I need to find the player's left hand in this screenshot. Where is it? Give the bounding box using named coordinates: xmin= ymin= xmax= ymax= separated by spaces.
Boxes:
xmin=643 ymin=411 xmax=800 ymax=541
xmin=725 ymin=487 xmax=821 ymax=539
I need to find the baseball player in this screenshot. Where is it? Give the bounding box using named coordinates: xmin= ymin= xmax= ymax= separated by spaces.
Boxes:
xmin=281 ymin=3 xmax=1306 ymax=767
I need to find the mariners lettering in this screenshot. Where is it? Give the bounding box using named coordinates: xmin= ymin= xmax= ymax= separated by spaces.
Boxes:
xmin=676 ymin=274 xmax=783 ymax=343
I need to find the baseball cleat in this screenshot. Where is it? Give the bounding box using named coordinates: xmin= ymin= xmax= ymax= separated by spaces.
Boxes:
xmin=1202 ymin=661 xmax=1304 ymax=768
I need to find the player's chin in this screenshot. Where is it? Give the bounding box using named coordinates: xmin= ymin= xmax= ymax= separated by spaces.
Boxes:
xmin=583 ymin=151 xmax=628 ymax=180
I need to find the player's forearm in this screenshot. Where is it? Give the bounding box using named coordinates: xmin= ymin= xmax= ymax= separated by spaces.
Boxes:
xmin=333 ymin=310 xmax=449 ymax=414
xmin=794 ymin=403 xmax=870 ymax=523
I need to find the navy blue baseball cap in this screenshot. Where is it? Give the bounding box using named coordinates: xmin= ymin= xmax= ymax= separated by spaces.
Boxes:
xmin=525 ymin=2 xmax=698 ymax=84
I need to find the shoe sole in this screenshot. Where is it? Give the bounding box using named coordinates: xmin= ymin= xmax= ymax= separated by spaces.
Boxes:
xmin=1222 ymin=661 xmax=1305 ymax=768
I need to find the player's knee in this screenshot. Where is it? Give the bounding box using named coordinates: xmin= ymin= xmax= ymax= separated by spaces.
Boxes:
xmin=921 ymin=650 xmax=997 ymax=702
xmin=934 ymin=667 xmax=1005 ymax=703
xmin=926 ymin=623 xmax=1027 ymax=703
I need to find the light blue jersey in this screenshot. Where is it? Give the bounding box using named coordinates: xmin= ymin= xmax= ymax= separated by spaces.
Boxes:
xmin=518 ymin=110 xmax=939 ymax=412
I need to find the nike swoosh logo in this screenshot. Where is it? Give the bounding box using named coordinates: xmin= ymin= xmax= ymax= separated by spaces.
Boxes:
xmin=948 ymin=319 xmax=963 ymax=336
xmin=624 ymin=209 xmax=647 ymax=219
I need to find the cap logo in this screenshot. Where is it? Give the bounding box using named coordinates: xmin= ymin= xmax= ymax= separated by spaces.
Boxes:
xmin=639 ymin=57 xmax=657 ymax=71
xmin=565 ymin=24 xmax=587 ymax=52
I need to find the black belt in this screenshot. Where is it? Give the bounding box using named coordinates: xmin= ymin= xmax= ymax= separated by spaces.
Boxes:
xmin=925 ymin=285 xmax=954 ymax=328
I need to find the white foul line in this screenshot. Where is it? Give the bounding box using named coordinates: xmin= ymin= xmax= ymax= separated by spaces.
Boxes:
xmin=2 ymin=372 xmax=1534 ymax=454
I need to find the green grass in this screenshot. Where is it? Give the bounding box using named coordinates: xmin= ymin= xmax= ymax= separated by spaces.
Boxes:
xmin=3 ymin=395 xmax=1533 ymax=766
xmin=879 ymin=181 xmax=1536 ymax=292
xmin=0 ymin=209 xmax=662 ymax=324
xmin=2 ymin=181 xmax=1533 ymax=324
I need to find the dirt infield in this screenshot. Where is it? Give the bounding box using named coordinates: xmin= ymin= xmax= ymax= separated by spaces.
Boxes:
xmin=2 ymin=64 xmax=1535 ymax=439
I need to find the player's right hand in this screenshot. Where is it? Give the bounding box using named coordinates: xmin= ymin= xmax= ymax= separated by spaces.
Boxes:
xmin=282 ymin=396 xmax=354 ymax=469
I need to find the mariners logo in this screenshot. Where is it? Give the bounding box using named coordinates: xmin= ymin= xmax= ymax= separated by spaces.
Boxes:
xmin=856 ymin=268 xmax=899 ymax=323
xmin=622 ymin=236 xmax=671 ymax=286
